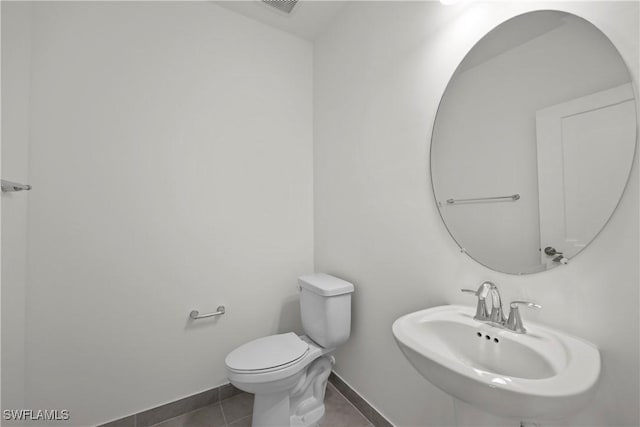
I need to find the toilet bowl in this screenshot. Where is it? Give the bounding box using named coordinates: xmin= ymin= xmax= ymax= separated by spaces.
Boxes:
xmin=225 ymin=274 xmax=354 ymax=427
xmin=227 ymin=334 xmax=334 ymax=426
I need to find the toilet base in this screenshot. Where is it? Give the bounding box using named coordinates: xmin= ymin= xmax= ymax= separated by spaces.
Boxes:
xmin=290 ymin=404 xmax=325 ymax=427
xmin=249 ymin=355 xmax=334 ymax=427
xmin=251 ymin=393 xmax=326 ymax=427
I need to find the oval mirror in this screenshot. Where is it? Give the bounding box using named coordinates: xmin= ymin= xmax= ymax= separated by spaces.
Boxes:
xmin=431 ymin=10 xmax=637 ymax=274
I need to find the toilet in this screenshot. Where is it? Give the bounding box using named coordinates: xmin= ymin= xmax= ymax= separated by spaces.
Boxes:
xmin=225 ymin=273 xmax=354 ymax=427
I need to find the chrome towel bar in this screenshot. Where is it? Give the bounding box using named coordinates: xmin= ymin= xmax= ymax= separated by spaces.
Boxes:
xmin=1 ymin=179 xmax=32 ymax=193
xmin=446 ymin=194 xmax=520 ymax=204
xmin=190 ymin=305 xmax=225 ymax=320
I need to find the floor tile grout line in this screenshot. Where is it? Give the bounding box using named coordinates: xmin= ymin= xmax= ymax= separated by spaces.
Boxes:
xmin=220 ymin=392 xmax=255 ymax=425
xmin=228 ymin=414 xmax=251 ymax=426
xmin=147 ymin=409 xmax=189 ymax=427
xmin=147 ymin=400 xmax=226 ymax=427
xmin=327 ymin=382 xmax=372 ymax=425
xmin=220 ymin=400 xmax=229 ymax=426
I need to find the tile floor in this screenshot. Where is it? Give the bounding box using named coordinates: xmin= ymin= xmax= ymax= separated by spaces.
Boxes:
xmin=151 ymin=383 xmax=372 ymax=427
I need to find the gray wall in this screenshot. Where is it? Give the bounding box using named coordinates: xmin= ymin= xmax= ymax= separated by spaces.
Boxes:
xmin=314 ymin=1 xmax=639 ymax=425
xmin=1 ymin=0 xmax=32 ymax=414
xmin=2 ymin=2 xmax=313 ymax=425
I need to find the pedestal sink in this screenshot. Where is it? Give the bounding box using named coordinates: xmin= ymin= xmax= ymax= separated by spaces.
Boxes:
xmin=392 ymin=305 xmax=600 ymax=420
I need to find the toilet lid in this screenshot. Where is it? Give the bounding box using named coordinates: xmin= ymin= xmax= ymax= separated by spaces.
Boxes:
xmin=226 ymin=332 xmax=309 ymax=371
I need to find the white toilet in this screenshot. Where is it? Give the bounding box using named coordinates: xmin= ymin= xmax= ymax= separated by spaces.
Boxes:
xmin=225 ymin=273 xmax=354 ymax=427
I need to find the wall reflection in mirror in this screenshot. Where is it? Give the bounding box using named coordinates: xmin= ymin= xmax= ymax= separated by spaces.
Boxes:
xmin=431 ymin=10 xmax=637 ymax=275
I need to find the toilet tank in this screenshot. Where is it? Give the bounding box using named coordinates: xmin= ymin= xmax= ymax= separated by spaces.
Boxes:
xmin=298 ymin=273 xmax=354 ymax=349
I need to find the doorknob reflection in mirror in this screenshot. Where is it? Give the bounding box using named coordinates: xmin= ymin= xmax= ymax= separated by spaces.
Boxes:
xmin=544 ymin=247 xmax=563 ymax=256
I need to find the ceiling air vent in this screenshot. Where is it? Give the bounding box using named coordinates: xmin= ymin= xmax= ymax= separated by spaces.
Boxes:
xmin=261 ymin=0 xmax=298 ymax=14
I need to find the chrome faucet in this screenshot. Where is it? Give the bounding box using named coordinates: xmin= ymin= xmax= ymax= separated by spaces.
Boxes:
xmin=461 ymin=281 xmax=504 ymax=324
xmin=486 ymin=282 xmax=506 ymax=324
xmin=462 ymin=282 xmax=540 ymax=334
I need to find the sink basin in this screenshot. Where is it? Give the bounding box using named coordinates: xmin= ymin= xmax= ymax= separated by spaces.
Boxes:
xmin=392 ymin=305 xmax=600 ymax=420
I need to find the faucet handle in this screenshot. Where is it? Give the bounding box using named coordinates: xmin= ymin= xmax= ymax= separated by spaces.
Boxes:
xmin=460 ymin=289 xmax=489 ymax=320
xmin=509 ymin=301 xmax=542 ymax=310
xmin=506 ymin=301 xmax=542 ymax=333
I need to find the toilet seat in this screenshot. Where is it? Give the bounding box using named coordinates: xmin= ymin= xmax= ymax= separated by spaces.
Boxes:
xmin=226 ymin=332 xmax=309 ymax=373
xmin=226 ymin=335 xmax=331 ymax=388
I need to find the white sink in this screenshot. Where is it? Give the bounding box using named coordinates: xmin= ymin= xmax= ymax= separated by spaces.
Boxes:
xmin=392 ymin=305 xmax=600 ymax=419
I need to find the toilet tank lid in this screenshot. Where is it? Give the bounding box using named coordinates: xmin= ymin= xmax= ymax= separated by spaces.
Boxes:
xmin=298 ymin=273 xmax=354 ymax=296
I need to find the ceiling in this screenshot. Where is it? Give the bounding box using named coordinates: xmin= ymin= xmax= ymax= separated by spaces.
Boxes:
xmin=213 ymin=1 xmax=347 ymax=41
